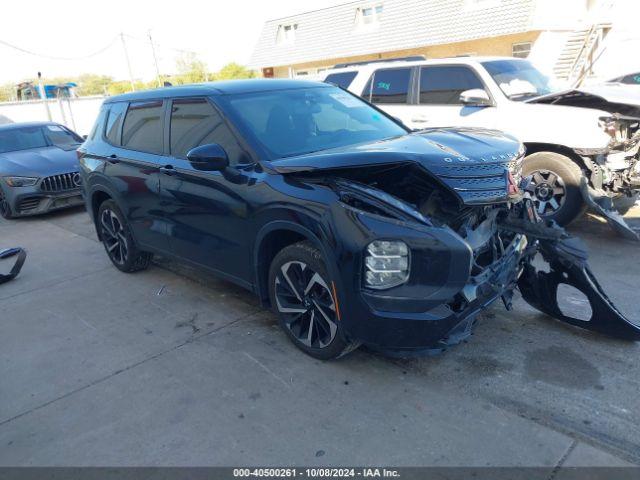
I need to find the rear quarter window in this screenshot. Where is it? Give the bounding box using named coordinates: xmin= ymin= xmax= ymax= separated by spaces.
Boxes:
xmin=104 ymin=102 xmax=128 ymax=145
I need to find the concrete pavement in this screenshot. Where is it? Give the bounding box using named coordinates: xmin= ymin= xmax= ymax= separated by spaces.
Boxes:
xmin=0 ymin=207 xmax=638 ymax=466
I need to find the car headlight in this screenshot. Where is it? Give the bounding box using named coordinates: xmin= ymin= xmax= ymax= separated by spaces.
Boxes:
xmin=364 ymin=240 xmax=410 ymax=289
xmin=3 ymin=176 xmax=39 ymax=187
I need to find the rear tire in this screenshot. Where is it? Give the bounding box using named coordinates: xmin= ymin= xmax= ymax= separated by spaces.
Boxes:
xmin=97 ymin=200 xmax=152 ymax=273
xmin=268 ymin=241 xmax=358 ymax=360
xmin=522 ymin=152 xmax=586 ymax=226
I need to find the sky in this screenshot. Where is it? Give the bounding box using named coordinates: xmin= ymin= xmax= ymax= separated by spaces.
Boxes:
xmin=0 ymin=0 xmax=346 ymax=84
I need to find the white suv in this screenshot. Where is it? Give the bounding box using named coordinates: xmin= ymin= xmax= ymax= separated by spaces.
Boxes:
xmin=321 ymin=57 xmax=640 ymax=236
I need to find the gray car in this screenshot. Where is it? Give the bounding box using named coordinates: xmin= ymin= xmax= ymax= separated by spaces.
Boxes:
xmin=0 ymin=122 xmax=84 ymax=219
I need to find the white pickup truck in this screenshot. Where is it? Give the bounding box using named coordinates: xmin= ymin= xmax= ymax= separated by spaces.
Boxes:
xmin=320 ymin=57 xmax=640 ymax=238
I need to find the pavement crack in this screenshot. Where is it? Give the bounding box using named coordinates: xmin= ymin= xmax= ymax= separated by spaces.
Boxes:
xmin=547 ymin=439 xmax=578 ymax=480
xmin=0 ymin=310 xmax=261 ymax=428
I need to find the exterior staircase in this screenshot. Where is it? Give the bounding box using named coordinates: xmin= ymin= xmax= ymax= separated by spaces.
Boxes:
xmin=553 ymin=23 xmax=611 ymax=87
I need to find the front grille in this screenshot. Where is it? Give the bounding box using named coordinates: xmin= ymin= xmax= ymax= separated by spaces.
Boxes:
xmin=41 ymin=172 xmax=81 ymax=192
xmin=18 ymin=197 xmax=41 ymax=212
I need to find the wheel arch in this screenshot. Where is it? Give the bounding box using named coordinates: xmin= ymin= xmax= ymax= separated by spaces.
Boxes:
xmin=254 ymin=220 xmax=335 ymax=308
xmin=88 ymin=185 xmax=120 ymax=240
xmin=524 ymin=143 xmax=588 ymax=172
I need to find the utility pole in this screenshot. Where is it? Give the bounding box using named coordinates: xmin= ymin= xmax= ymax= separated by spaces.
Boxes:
xmin=37 ymin=72 xmax=52 ymax=121
xmin=120 ymin=33 xmax=136 ymax=92
xmin=148 ymin=30 xmax=162 ymax=87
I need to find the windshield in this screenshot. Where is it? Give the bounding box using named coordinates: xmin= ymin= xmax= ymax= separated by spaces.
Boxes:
xmin=0 ymin=125 xmax=82 ymax=153
xmin=225 ymin=87 xmax=407 ymax=159
xmin=482 ymin=59 xmax=559 ymax=101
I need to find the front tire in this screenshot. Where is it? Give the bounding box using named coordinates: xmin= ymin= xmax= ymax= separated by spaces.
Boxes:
xmin=268 ymin=241 xmax=357 ymax=360
xmin=0 ymin=187 xmax=14 ymax=219
xmin=522 ymin=151 xmax=586 ymax=226
xmin=97 ymin=200 xmax=152 ymax=273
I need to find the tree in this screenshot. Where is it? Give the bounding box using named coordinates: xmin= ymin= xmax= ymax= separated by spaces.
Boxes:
xmin=175 ymin=52 xmax=209 ymax=84
xmin=212 ymin=63 xmax=256 ymax=81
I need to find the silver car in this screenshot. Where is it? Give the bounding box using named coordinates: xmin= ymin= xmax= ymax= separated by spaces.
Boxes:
xmin=0 ymin=122 xmax=84 ymax=219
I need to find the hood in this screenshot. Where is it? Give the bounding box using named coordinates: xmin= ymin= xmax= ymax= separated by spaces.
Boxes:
xmin=526 ymin=87 xmax=640 ymax=118
xmin=0 ymin=146 xmax=80 ymax=177
xmin=266 ymin=128 xmax=523 ymax=205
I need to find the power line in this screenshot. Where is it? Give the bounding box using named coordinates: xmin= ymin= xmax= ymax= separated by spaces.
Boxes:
xmin=0 ymin=36 xmax=119 ymax=61
xmin=122 ymin=33 xmax=206 ymax=57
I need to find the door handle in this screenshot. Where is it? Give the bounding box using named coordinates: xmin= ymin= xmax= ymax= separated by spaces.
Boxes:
xmin=160 ymin=165 xmax=175 ymax=175
xmin=411 ymin=116 xmax=429 ymax=123
xmin=106 ymin=154 xmax=120 ymax=164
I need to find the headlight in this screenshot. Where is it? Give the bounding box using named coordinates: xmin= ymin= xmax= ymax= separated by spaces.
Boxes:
xmin=3 ymin=176 xmax=39 ymax=187
xmin=364 ymin=240 xmax=410 ymax=289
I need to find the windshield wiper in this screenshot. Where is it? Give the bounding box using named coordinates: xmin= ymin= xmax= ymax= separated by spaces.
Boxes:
xmin=508 ymin=92 xmax=540 ymax=101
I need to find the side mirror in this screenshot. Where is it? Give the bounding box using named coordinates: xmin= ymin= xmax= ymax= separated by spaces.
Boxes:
xmin=82 ymin=135 xmax=88 ymax=140
xmin=186 ymin=143 xmax=229 ymax=171
xmin=459 ymin=89 xmax=492 ymax=107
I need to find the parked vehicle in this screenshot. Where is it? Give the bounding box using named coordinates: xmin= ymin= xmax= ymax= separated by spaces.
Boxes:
xmin=321 ymin=57 xmax=640 ymax=239
xmin=78 ymin=80 xmax=640 ymax=359
xmin=0 ymin=122 xmax=85 ymax=219
xmin=608 ymin=72 xmax=640 ymax=85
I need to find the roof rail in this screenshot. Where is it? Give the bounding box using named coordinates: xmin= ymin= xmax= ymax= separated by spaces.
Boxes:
xmin=333 ymin=56 xmax=426 ymax=69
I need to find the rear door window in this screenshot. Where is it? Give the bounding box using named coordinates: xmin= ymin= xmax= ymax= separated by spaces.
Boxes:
xmin=121 ymin=101 xmax=164 ymax=154
xmin=324 ymin=71 xmax=358 ymax=89
xmin=419 ymin=66 xmax=485 ymax=104
xmin=364 ymin=68 xmax=412 ymax=104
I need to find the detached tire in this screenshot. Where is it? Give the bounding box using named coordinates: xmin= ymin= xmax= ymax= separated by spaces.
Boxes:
xmin=97 ymin=200 xmax=152 ymax=273
xmin=268 ymin=241 xmax=358 ymax=360
xmin=522 ymin=151 xmax=586 ymax=226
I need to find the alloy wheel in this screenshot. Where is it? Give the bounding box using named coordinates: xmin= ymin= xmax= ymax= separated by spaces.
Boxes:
xmin=100 ymin=209 xmax=129 ymax=265
xmin=526 ymin=169 xmax=566 ymax=216
xmin=274 ymin=260 xmax=338 ymax=348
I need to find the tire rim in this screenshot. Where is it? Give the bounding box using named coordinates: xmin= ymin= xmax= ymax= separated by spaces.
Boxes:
xmin=100 ymin=209 xmax=129 ymax=265
xmin=526 ymin=169 xmax=566 ymax=216
xmin=275 ymin=261 xmax=338 ymax=348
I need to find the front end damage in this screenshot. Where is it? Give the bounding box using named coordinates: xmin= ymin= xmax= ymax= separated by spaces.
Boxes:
xmin=530 ymin=89 xmax=640 ymax=239
xmin=301 ymin=161 xmax=640 ymax=354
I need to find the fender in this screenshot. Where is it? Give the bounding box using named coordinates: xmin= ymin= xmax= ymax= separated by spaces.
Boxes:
xmin=254 ymin=219 xmax=341 ymax=303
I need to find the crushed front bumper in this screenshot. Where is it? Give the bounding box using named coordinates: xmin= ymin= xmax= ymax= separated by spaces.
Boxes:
xmin=363 ymin=235 xmax=529 ymax=356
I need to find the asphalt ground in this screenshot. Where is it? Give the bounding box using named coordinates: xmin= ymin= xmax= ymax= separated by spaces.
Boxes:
xmin=0 ymin=206 xmax=639 ymax=467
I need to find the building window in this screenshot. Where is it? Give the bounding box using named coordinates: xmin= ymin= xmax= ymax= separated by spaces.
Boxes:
xmin=277 ymin=24 xmax=297 ymax=44
xmin=356 ymin=4 xmax=383 ymax=27
xmin=512 ymin=42 xmax=532 ymax=58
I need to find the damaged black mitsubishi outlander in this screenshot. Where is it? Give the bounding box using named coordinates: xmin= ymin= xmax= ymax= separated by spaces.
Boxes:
xmin=78 ymin=80 xmax=640 ymax=359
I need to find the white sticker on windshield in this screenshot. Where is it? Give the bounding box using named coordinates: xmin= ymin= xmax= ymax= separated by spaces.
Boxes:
xmin=47 ymin=125 xmax=64 ymax=132
xmin=329 ymin=92 xmax=362 ymax=108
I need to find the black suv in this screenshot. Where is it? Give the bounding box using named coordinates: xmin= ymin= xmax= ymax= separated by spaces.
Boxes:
xmin=78 ymin=79 xmax=639 ymax=359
